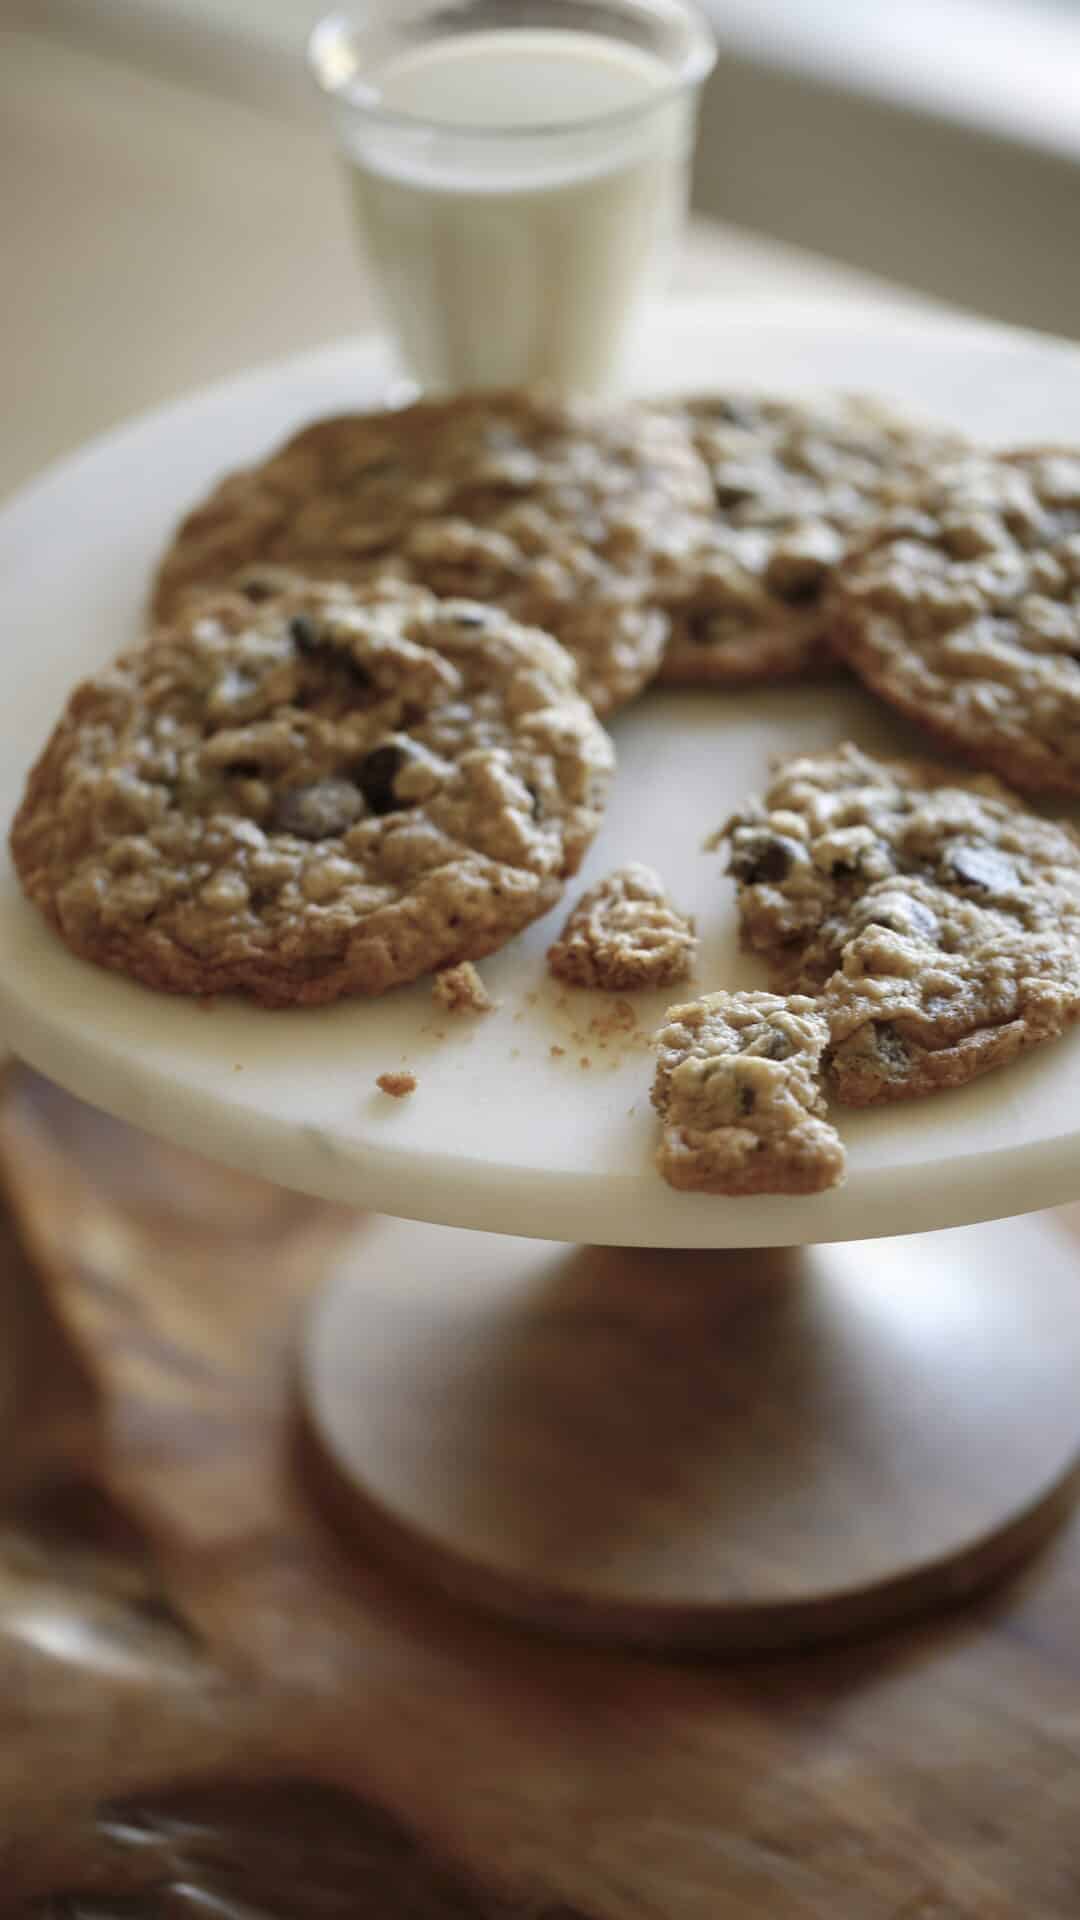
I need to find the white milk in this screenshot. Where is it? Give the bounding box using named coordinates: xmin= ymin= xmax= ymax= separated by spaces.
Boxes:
xmin=340 ymin=29 xmax=694 ymax=392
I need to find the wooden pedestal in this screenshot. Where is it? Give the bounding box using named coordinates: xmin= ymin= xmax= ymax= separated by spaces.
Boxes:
xmin=305 ymin=1215 xmax=1080 ymax=1651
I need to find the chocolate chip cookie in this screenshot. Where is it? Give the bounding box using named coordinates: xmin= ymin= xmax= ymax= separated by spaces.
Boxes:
xmin=150 ymin=391 xmax=713 ymax=717
xmin=824 ymin=921 xmax=1080 ymax=1104
xmin=658 ymin=394 xmax=963 ymax=686
xmin=547 ymin=862 xmax=697 ymax=990
xmin=651 ymin=990 xmax=845 ymax=1194
xmin=717 ymin=743 xmax=1080 ymax=1103
xmin=831 ymin=449 xmax=1080 ymax=792
xmin=11 ymin=580 xmax=614 ymax=1006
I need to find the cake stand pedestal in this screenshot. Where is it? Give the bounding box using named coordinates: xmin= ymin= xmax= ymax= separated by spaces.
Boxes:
xmin=4 ymin=300 xmax=1080 ymax=1651
xmin=302 ymin=1212 xmax=1080 ymax=1651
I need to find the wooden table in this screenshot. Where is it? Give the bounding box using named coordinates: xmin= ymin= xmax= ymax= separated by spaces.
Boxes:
xmin=3 ymin=1063 xmax=1080 ymax=1919
xmin=3 ymin=21 xmax=1079 ymax=1917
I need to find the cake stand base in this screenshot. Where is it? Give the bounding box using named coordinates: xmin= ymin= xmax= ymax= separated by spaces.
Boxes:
xmin=302 ymin=1212 xmax=1080 ymax=1652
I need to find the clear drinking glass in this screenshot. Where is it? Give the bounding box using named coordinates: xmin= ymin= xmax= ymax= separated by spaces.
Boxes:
xmin=309 ymin=0 xmax=715 ymax=394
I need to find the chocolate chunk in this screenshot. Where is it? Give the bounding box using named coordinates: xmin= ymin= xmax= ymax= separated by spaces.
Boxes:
xmin=687 ymin=608 xmax=751 ymax=646
xmin=765 ymin=554 xmax=827 ymax=606
xmin=760 ymin=1026 xmax=794 ymax=1061
xmin=289 ymin=614 xmax=322 ymax=655
xmin=290 ymin=614 xmax=373 ymax=690
xmin=355 ymin=743 xmax=413 ymax=816
xmin=863 ymin=894 xmax=940 ymax=942
xmin=728 ymin=829 xmax=805 ymax=886
xmin=238 ymin=576 xmax=277 ymax=604
xmin=274 ymin=779 xmax=366 ymax=840
xmin=713 ymin=482 xmax=756 ymax=510
xmin=770 ymin=572 xmax=825 ymax=607
xmin=871 ymin=1022 xmax=911 ymax=1073
xmin=943 ymin=842 xmax=1020 ymax=895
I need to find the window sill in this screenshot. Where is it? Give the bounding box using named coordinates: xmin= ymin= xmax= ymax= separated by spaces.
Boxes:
xmin=706 ymin=0 xmax=1080 ymax=168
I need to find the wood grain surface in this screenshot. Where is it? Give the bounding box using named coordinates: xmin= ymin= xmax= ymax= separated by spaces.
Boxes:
xmin=1 ymin=1061 xmax=1080 ymax=1917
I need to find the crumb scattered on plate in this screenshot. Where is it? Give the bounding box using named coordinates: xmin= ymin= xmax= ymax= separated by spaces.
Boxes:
xmin=376 ymin=1071 xmax=417 ymax=1099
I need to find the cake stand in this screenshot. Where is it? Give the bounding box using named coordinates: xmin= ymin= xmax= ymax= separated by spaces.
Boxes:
xmin=3 ymin=299 xmax=1080 ymax=1650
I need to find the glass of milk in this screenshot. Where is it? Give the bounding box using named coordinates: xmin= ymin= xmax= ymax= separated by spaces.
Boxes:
xmin=308 ymin=0 xmax=715 ymax=393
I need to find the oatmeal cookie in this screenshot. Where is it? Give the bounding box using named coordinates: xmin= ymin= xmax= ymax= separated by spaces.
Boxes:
xmin=657 ymin=393 xmax=962 ymax=686
xmin=150 ymin=390 xmax=713 ymax=717
xmin=825 ymin=924 xmax=1080 ymax=1104
xmin=830 ymin=449 xmax=1080 ymax=792
xmin=11 ymin=579 xmax=614 ymax=1007
xmin=651 ymin=990 xmax=845 ymax=1194
xmin=717 ymin=743 xmax=1080 ymax=1102
xmin=547 ymin=862 xmax=697 ymax=990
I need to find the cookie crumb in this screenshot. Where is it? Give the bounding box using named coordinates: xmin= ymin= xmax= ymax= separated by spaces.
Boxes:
xmin=548 ymin=864 xmax=697 ymax=990
xmin=432 ymin=960 xmax=496 ymax=1015
xmin=376 ymin=1071 xmax=417 ymax=1100
xmin=588 ymin=998 xmax=639 ymax=1039
xmin=580 ymin=1056 xmax=592 ymax=1069
xmin=550 ymin=1044 xmax=565 ymax=1058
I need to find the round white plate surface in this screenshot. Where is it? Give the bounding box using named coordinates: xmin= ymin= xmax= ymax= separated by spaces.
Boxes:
xmin=4 ymin=298 xmax=1080 ymax=1247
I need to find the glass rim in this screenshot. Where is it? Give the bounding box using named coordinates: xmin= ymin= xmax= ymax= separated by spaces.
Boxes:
xmin=307 ymin=4 xmax=716 ymax=141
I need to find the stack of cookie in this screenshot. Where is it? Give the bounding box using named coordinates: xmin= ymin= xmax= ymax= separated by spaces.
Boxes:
xmin=11 ymin=390 xmax=723 ymax=1012
xmin=150 ymin=391 xmax=713 ymax=718
xmin=11 ymin=384 xmax=1080 ymax=1199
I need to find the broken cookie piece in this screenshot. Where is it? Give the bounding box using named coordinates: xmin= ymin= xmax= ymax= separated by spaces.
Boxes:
xmin=651 ymin=990 xmax=845 ymax=1195
xmin=715 ymin=743 xmax=1080 ymax=1104
xmin=717 ymin=741 xmax=1080 ymax=978
xmin=547 ymin=863 xmax=697 ymax=991
xmin=824 ymin=924 xmax=1080 ymax=1104
xmin=432 ymin=960 xmax=496 ymax=1014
